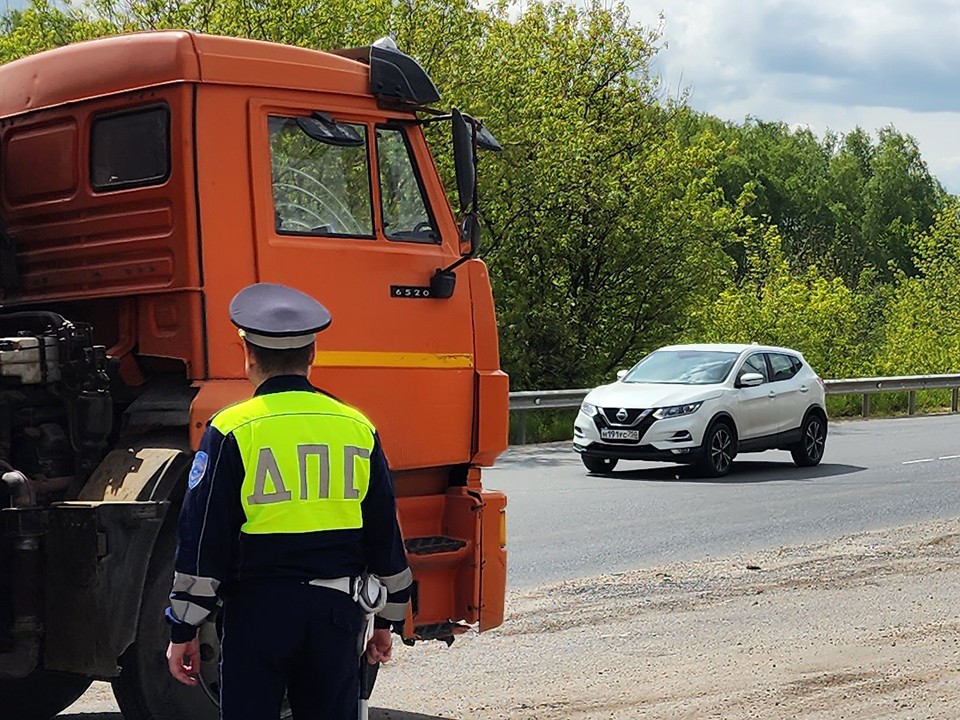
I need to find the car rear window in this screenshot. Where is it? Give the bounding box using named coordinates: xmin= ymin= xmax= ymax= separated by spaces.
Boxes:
xmin=769 ymin=353 xmax=801 ymax=382
xmin=623 ymin=350 xmax=739 ymax=385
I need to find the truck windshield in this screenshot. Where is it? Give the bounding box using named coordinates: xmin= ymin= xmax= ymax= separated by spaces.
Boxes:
xmin=623 ymin=350 xmax=739 ymax=385
xmin=269 ymin=115 xmax=374 ymax=237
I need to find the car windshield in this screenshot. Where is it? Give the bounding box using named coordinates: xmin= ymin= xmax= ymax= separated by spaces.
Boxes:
xmin=623 ymin=350 xmax=739 ymax=385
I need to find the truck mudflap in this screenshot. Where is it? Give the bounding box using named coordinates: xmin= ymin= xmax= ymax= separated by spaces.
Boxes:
xmin=1 ymin=501 xmax=169 ymax=679
xmin=45 ymin=501 xmax=168 ymax=677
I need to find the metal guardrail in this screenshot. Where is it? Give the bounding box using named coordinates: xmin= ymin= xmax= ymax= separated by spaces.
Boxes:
xmin=509 ymin=373 xmax=960 ymax=444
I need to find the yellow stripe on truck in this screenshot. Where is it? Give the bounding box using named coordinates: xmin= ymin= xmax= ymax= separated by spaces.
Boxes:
xmin=313 ymin=351 xmax=474 ymax=369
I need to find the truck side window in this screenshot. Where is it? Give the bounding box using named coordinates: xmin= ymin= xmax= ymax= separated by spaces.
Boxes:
xmin=269 ymin=115 xmax=373 ymax=238
xmin=90 ymin=105 xmax=170 ymax=191
xmin=376 ymin=127 xmax=437 ymax=244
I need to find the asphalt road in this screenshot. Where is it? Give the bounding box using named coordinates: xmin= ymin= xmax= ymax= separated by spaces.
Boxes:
xmin=63 ymin=413 xmax=960 ymax=718
xmin=490 ymin=413 xmax=960 ymax=590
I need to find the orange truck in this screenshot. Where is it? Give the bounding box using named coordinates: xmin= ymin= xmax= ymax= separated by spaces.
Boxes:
xmin=0 ymin=31 xmax=508 ymax=719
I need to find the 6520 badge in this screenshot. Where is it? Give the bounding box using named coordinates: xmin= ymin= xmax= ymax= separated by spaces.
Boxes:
xmin=391 ymin=285 xmax=432 ymax=299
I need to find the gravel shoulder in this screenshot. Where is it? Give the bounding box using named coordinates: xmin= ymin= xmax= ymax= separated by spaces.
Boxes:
xmin=64 ymin=517 xmax=960 ymax=719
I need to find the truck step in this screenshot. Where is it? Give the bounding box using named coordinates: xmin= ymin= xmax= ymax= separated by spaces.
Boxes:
xmin=404 ymin=536 xmax=467 ymax=555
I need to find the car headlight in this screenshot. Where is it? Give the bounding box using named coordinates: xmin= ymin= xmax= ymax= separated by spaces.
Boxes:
xmin=580 ymin=401 xmax=599 ymax=417
xmin=653 ymin=402 xmax=702 ymax=419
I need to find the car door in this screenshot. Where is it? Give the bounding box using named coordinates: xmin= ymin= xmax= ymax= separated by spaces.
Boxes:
xmin=734 ymin=352 xmax=780 ymax=439
xmin=768 ymin=353 xmax=808 ymax=434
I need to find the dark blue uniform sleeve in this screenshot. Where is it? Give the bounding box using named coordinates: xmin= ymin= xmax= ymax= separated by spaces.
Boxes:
xmin=361 ymin=434 xmax=412 ymax=630
xmin=165 ymin=423 xmax=245 ymax=643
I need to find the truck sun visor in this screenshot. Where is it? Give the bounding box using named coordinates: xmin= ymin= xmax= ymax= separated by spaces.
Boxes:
xmin=333 ymin=43 xmax=441 ymax=107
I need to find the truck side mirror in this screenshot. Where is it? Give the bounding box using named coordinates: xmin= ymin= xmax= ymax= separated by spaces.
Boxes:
xmin=460 ymin=214 xmax=480 ymax=256
xmin=462 ymin=113 xmax=502 ymax=152
xmin=451 ymin=108 xmax=475 ymax=214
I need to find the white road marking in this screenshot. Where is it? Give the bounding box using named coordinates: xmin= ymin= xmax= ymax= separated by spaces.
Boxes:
xmin=902 ymin=458 xmax=934 ymax=465
xmin=939 ymin=455 xmax=960 ymax=460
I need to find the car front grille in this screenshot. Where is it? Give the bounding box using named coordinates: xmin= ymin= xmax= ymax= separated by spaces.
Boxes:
xmin=593 ymin=410 xmax=658 ymax=444
xmin=599 ymin=407 xmax=648 ymax=427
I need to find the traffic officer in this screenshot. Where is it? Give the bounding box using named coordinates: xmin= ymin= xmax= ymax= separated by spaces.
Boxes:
xmin=165 ymin=282 xmax=412 ymax=719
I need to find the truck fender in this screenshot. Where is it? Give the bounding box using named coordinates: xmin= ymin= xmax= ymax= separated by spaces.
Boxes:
xmin=44 ymin=438 xmax=192 ymax=677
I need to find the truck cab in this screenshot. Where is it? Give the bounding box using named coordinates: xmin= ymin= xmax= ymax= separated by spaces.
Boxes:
xmin=0 ymin=31 xmax=507 ymax=719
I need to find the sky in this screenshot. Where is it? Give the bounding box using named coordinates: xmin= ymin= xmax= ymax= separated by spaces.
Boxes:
xmin=3 ymin=0 xmax=956 ymax=190
xmin=625 ymin=0 xmax=960 ymax=192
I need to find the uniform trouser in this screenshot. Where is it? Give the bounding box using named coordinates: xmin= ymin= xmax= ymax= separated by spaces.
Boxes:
xmin=219 ymin=579 xmax=364 ymax=720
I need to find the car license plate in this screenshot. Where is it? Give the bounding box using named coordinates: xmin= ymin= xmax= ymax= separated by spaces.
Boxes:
xmin=600 ymin=428 xmax=639 ymax=441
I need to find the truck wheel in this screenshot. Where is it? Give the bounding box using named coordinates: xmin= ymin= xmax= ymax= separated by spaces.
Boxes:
xmin=0 ymin=671 xmax=91 ymax=719
xmin=111 ymin=521 xmax=220 ymax=720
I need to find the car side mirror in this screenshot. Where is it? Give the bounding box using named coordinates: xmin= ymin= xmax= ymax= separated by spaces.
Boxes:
xmin=738 ymin=372 xmax=764 ymax=388
xmin=616 ymin=369 xmax=628 ymax=381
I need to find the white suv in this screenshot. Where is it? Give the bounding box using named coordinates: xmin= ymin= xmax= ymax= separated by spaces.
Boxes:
xmin=572 ymin=343 xmax=827 ymax=477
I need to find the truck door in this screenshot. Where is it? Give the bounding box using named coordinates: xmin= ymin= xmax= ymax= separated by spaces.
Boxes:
xmin=247 ymin=103 xmax=477 ymax=471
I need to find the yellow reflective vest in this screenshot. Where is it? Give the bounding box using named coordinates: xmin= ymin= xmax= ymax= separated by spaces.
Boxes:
xmin=211 ymin=390 xmax=375 ymax=534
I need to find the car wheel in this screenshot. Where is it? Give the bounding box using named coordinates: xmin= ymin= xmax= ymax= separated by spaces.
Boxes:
xmin=791 ymin=412 xmax=826 ymax=467
xmin=581 ymin=455 xmax=618 ymax=474
xmin=696 ymin=421 xmax=735 ymax=477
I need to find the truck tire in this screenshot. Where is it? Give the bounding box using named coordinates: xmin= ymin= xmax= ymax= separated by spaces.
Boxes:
xmin=111 ymin=520 xmax=220 ymax=720
xmin=0 ymin=671 xmax=92 ymax=719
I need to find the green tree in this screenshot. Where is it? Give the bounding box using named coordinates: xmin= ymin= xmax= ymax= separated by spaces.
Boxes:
xmin=686 ymin=221 xmax=886 ymax=381
xmin=471 ymin=2 xmax=741 ymax=388
xmin=878 ymin=203 xmax=960 ymax=374
xmin=684 ymin=117 xmax=947 ymax=285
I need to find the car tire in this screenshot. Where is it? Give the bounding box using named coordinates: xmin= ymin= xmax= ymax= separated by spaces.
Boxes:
xmin=791 ymin=412 xmax=826 ymax=467
xmin=581 ymin=455 xmax=618 ymax=474
xmin=696 ymin=421 xmax=736 ymax=477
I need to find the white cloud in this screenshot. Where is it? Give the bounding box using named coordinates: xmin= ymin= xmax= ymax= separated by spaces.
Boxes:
xmin=626 ymin=0 xmax=960 ymax=191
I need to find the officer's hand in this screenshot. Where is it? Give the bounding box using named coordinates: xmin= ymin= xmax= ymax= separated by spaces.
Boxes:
xmin=167 ymin=638 xmax=201 ymax=685
xmin=365 ymin=628 xmax=393 ymax=665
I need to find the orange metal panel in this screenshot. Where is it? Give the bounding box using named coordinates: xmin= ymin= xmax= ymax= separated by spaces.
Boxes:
xmin=0 ymin=32 xmax=201 ymax=118
xmin=0 ymin=32 xmax=380 ymax=121
xmin=3 ymin=84 xmax=201 ymax=304
xmin=4 ymin=119 xmax=78 ymax=203
xmin=193 ymin=85 xmax=259 ymax=380
xmin=308 ymin=367 xmax=473 ymax=470
xmin=192 ymin=34 xmax=369 ymax=99
xmin=467 ymin=259 xmax=509 ymax=466
xmin=189 ymin=380 xmax=254 ymax=448
xmin=475 ymin=370 xmax=510 ymax=467
xmin=476 ymin=489 xmax=507 ymax=631
xmin=397 ymin=491 xmax=482 ymax=630
xmin=137 ymin=291 xmax=207 ymax=379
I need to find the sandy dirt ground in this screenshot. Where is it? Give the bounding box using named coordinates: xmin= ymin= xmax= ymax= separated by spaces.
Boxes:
xmin=64 ymin=517 xmax=960 ymax=719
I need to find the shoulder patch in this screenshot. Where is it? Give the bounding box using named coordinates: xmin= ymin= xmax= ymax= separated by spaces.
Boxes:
xmin=188 ymin=451 xmax=209 ymax=490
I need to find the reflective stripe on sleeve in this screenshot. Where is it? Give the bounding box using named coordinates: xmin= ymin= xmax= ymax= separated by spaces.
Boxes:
xmin=171 ymin=597 xmax=215 ymax=626
xmin=380 ymin=568 xmax=412 ymax=593
xmin=169 ymin=572 xmax=221 ymax=627
xmin=377 ymin=601 xmax=409 ymax=622
xmin=172 ymin=572 xmax=221 ymax=597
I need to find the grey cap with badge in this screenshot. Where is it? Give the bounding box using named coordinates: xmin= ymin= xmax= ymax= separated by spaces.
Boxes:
xmin=229 ymin=282 xmax=332 ymax=350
